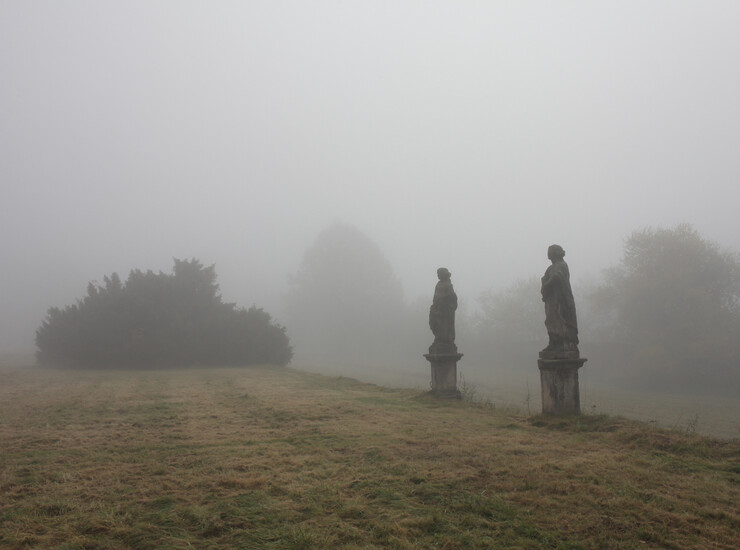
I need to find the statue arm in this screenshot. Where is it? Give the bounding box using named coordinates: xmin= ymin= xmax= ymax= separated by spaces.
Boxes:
xmin=541 ymin=267 xmax=563 ymax=298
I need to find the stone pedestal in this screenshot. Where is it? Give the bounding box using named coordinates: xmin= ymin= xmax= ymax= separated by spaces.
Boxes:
xmin=423 ymin=353 xmax=463 ymax=398
xmin=537 ymin=357 xmax=587 ymax=414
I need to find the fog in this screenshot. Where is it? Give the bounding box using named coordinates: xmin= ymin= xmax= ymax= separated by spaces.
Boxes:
xmin=2 ymin=1 xmax=739 ymax=360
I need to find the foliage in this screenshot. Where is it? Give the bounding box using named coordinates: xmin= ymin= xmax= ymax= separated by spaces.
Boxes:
xmin=284 ymin=223 xmax=406 ymax=363
xmin=474 ymin=277 xmax=542 ymax=346
xmin=35 ymin=258 xmax=292 ymax=367
xmin=466 ymin=277 xmax=544 ymax=369
xmin=590 ymin=224 xmax=739 ymax=393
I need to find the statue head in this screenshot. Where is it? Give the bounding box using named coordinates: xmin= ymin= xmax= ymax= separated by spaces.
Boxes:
xmin=437 ymin=267 xmax=451 ymax=281
xmin=547 ymin=244 xmax=565 ymax=261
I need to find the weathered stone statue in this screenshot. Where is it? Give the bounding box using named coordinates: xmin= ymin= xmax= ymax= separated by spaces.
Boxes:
xmin=538 ymin=244 xmax=586 ymax=415
xmin=540 ymin=244 xmax=579 ymax=359
xmin=424 ymin=267 xmax=462 ymax=398
xmin=429 ymin=267 xmax=458 ymax=354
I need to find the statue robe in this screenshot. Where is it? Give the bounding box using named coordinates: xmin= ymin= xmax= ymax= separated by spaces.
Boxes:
xmin=429 ymin=279 xmax=457 ymax=352
xmin=541 ymin=259 xmax=579 ymax=350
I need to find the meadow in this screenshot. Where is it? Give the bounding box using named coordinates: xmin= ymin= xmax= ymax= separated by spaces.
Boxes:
xmin=1 ymin=364 xmax=738 ymax=549
xmin=295 ymin=360 xmax=740 ymax=440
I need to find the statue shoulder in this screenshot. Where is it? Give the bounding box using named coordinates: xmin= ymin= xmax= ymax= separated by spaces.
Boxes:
xmin=549 ymin=260 xmax=569 ymax=278
xmin=438 ymin=280 xmax=454 ymax=292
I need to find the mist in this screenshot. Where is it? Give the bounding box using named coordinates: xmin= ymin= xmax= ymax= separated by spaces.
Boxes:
xmin=2 ymin=0 xmax=739 ymax=386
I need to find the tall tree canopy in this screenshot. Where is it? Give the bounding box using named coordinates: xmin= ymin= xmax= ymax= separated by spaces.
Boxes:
xmin=590 ymin=224 xmax=739 ymax=393
xmin=36 ymin=258 xmax=292 ymax=367
xmin=285 ymin=223 xmax=405 ymax=364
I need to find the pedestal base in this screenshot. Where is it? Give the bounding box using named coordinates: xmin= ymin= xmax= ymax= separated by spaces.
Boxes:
xmin=423 ymin=353 xmax=463 ymax=399
xmin=537 ymin=357 xmax=587 ymax=415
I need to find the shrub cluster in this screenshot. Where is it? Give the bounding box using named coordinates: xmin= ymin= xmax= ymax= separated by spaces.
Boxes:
xmin=35 ymin=259 xmax=292 ymax=367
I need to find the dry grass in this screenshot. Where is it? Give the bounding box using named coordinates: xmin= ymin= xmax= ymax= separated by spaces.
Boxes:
xmin=295 ymin=360 xmax=740 ymax=439
xmin=0 ymin=365 xmax=738 ymax=549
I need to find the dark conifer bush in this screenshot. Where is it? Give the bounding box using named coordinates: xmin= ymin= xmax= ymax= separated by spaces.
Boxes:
xmin=35 ymin=259 xmax=292 ymax=367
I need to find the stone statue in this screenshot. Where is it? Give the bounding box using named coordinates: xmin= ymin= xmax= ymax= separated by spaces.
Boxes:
xmin=540 ymin=245 xmax=579 ymax=358
xmin=429 ymin=267 xmax=458 ymax=354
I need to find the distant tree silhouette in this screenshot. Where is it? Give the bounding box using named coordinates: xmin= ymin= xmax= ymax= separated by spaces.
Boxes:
xmin=589 ymin=224 xmax=739 ymax=394
xmin=284 ymin=223 xmax=406 ymax=365
xmin=468 ymin=277 xmax=543 ymax=369
xmin=36 ymin=258 xmax=292 ymax=367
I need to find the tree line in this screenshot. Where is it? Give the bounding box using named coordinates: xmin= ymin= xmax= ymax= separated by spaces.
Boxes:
xmin=36 ymin=258 xmax=292 ymax=367
xmin=284 ymin=223 xmax=738 ymax=396
xmin=36 ymin=223 xmax=738 ymax=396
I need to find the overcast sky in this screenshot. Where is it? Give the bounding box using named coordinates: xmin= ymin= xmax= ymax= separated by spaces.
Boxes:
xmin=2 ymin=1 xmax=739 ymax=352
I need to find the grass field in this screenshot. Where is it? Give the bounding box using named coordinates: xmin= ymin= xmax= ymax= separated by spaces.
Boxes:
xmin=1 ymin=365 xmax=738 ymax=549
xmin=291 ymin=356 xmax=740 ymax=440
